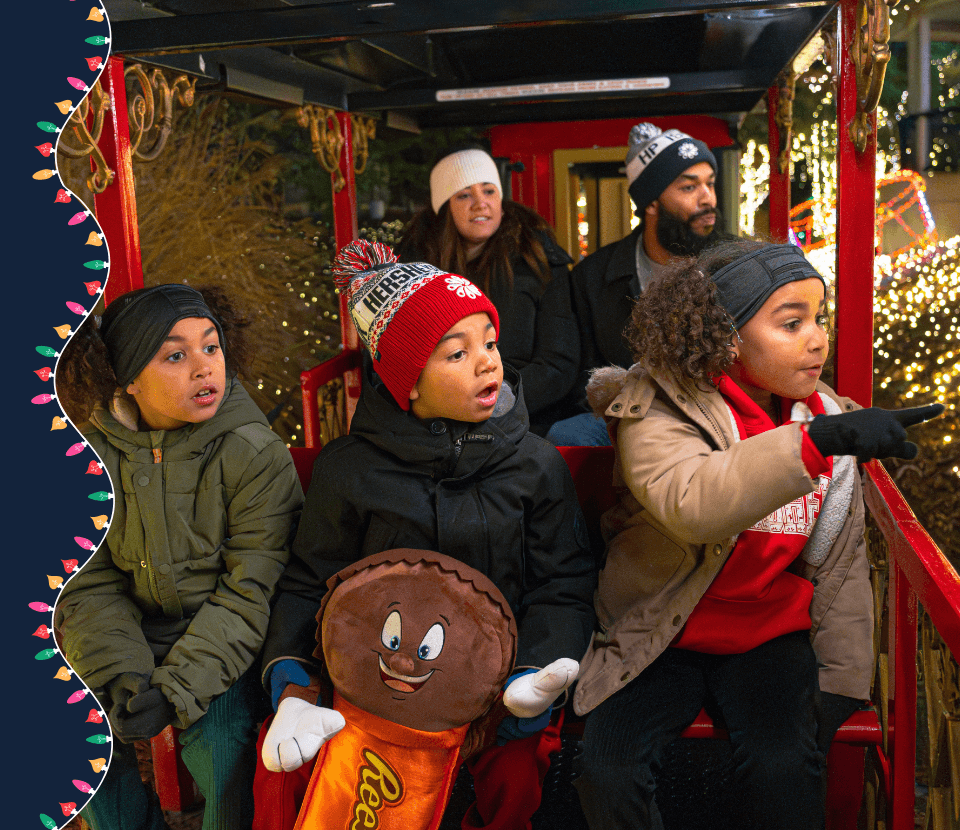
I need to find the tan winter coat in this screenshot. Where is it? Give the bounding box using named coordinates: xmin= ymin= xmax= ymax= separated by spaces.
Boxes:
xmin=573 ymin=364 xmax=874 ymax=716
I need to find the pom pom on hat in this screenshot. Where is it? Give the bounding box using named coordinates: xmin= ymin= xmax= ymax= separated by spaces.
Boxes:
xmin=624 ymin=122 xmax=717 ymax=212
xmin=333 ymin=240 xmax=499 ymax=410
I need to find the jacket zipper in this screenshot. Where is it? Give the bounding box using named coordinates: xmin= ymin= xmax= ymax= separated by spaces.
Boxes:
xmin=145 ymin=446 xmax=163 ymax=608
xmin=683 ymin=382 xmax=729 ymax=450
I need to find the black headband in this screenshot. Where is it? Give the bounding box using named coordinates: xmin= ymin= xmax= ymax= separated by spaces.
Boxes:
xmin=712 ymin=244 xmax=826 ymax=330
xmin=99 ymin=284 xmax=225 ymax=387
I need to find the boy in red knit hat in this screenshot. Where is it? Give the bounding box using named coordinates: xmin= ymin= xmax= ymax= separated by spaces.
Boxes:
xmin=253 ymin=240 xmax=597 ymax=830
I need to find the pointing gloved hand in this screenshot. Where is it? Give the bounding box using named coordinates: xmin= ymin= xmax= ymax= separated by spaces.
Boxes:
xmin=110 ymin=686 xmax=176 ymax=743
xmin=806 ymin=403 xmax=945 ymax=462
xmin=502 ymin=658 xmax=579 ymax=719
xmin=261 ymin=697 xmax=346 ymax=772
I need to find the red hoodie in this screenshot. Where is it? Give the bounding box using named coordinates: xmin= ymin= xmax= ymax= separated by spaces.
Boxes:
xmin=673 ymin=376 xmax=832 ymax=654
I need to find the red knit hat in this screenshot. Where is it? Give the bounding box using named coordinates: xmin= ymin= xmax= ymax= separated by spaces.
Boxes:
xmin=333 ymin=240 xmax=500 ymax=410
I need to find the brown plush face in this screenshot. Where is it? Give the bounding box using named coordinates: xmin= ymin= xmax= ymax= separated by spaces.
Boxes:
xmin=322 ymin=560 xmax=513 ymax=732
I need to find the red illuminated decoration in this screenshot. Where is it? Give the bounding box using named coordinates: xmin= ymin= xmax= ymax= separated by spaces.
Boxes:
xmin=62 ymin=559 xmax=79 ymax=573
xmin=87 ymin=710 xmax=104 ymax=723
xmin=35 ymin=368 xmax=52 ymax=381
xmin=86 ymin=461 xmax=103 ymax=475
xmin=36 ymin=143 xmax=54 ymax=157
xmin=789 ymin=170 xmax=937 ymax=259
xmin=55 ymin=189 xmax=72 ymax=204
xmin=33 ymin=625 xmax=51 ymax=639
xmin=85 ymin=57 xmax=103 ymax=71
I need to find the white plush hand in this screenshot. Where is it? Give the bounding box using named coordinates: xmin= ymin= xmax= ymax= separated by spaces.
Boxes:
xmin=261 ymin=697 xmax=346 ymax=772
xmin=503 ymin=658 xmax=579 ymax=719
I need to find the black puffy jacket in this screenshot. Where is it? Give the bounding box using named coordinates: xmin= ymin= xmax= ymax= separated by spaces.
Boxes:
xmin=262 ymin=368 xmax=596 ymax=675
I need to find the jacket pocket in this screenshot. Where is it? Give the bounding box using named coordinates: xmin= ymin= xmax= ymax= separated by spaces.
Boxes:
xmin=597 ymin=519 xmax=690 ymax=625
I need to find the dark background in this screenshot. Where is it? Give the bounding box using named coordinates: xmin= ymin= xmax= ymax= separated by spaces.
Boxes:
xmin=9 ymin=3 xmax=112 ymax=825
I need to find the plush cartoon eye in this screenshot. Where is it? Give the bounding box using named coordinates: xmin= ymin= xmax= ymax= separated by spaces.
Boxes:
xmin=416 ymin=623 xmax=445 ymax=661
xmin=381 ymin=610 xmax=402 ymax=651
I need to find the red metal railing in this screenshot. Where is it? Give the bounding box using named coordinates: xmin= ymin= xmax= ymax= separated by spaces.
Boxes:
xmin=862 ymin=461 xmax=960 ymax=830
xmin=299 ymin=349 xmax=362 ymax=448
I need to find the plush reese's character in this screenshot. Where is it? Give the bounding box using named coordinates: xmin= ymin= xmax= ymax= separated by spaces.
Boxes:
xmin=284 ymin=549 xmax=517 ymax=830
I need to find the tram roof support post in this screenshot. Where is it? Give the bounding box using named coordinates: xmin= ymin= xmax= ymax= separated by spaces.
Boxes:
xmin=834 ymin=0 xmax=877 ymax=409
xmin=767 ymin=83 xmax=791 ymax=243
xmin=332 ymin=110 xmax=362 ymax=426
xmin=96 ymin=56 xmax=145 ymax=304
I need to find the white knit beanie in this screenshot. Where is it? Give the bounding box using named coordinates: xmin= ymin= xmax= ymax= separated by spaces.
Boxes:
xmin=429 ymin=149 xmax=502 ymax=213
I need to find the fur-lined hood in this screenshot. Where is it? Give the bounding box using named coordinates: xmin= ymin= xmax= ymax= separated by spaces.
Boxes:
xmin=586 ymin=363 xmax=675 ymax=426
xmin=586 ymin=365 xmax=634 ymax=416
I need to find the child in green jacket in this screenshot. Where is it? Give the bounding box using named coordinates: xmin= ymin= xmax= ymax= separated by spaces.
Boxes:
xmin=56 ymin=284 xmax=303 ymax=830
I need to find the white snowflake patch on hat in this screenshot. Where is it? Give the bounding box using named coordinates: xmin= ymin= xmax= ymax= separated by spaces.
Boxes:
xmin=445 ymin=276 xmax=481 ymax=298
xmin=678 ymin=142 xmax=700 ymax=160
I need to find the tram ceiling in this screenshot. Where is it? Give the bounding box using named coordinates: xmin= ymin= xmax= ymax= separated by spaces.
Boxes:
xmin=107 ymin=0 xmax=836 ymax=126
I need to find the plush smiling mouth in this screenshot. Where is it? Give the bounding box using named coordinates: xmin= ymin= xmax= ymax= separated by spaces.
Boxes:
xmin=378 ymin=654 xmax=434 ymax=694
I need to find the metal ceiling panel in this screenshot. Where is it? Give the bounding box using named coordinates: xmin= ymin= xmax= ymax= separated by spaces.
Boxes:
xmin=105 ymin=0 xmax=836 ymax=122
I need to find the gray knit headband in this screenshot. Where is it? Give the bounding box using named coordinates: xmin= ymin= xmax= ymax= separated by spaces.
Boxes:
xmin=712 ymin=244 xmax=826 ymax=330
xmin=99 ymin=284 xmax=225 ymax=387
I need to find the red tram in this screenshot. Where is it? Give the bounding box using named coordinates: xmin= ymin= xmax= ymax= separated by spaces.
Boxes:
xmin=79 ymin=1 xmax=959 ymax=827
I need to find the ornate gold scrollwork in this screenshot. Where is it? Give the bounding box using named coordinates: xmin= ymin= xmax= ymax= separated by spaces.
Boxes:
xmin=125 ymin=64 xmax=197 ymax=162
xmin=774 ymin=69 xmax=796 ymax=176
xmin=58 ymin=64 xmax=197 ymax=193
xmin=920 ymin=612 xmax=960 ymax=828
xmin=351 ymin=115 xmax=377 ymax=177
xmin=59 ymin=82 xmax=115 ymax=194
xmin=297 ymin=105 xmax=346 ymax=192
xmin=849 ymin=0 xmax=899 ymax=152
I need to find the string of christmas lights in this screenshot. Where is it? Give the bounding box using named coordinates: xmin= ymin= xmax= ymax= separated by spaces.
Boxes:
xmin=30 ymin=5 xmax=112 ymax=826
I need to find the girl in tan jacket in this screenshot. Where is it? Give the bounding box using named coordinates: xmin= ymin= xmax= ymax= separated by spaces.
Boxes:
xmin=572 ymin=238 xmax=942 ymax=830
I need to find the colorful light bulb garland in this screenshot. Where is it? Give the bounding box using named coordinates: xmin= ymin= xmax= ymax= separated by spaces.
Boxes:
xmin=30 ymin=24 xmax=114 ymax=818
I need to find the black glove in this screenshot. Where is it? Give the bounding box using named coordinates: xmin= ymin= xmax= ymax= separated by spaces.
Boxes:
xmin=110 ymin=687 xmax=176 ymax=742
xmin=105 ymin=672 xmax=151 ymax=710
xmin=807 ymin=403 xmax=945 ymax=462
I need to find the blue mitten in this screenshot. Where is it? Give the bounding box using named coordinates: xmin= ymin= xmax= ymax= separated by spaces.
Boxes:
xmin=267 ymin=659 xmax=313 ymax=711
xmin=496 ymin=669 xmax=554 ymax=745
xmin=496 ymin=711 xmax=552 ymax=745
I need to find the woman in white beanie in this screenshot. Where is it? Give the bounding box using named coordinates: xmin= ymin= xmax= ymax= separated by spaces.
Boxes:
xmin=396 ymin=145 xmax=580 ymax=435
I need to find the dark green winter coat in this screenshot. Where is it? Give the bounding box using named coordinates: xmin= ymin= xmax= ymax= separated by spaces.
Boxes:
xmin=56 ymin=378 xmax=303 ymax=728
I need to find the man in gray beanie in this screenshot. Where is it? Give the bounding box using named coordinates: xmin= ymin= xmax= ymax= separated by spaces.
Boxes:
xmin=549 ymin=123 xmax=726 ymax=446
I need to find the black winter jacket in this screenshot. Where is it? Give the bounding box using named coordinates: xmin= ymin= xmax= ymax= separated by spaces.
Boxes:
xmin=262 ymin=368 xmax=597 ymax=676
xmin=569 ymin=226 xmax=645 ymax=404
